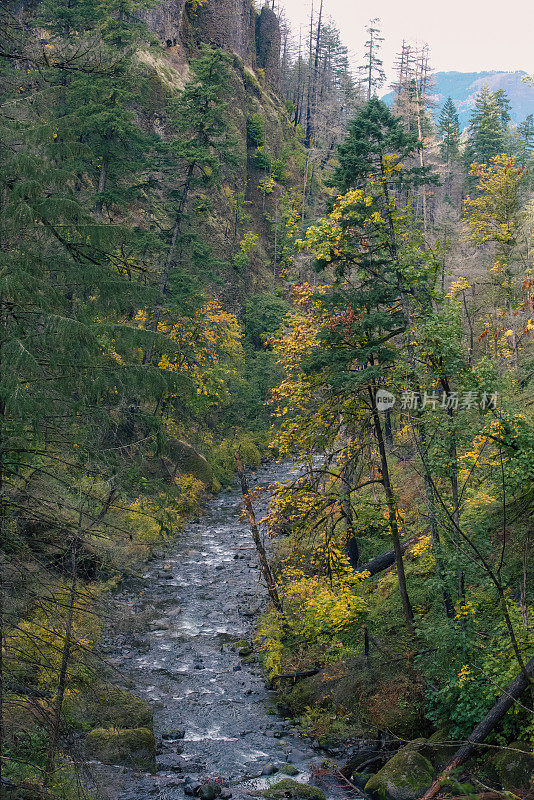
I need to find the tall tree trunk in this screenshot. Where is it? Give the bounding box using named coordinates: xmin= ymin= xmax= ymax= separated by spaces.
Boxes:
xmin=235 ymin=453 xmax=282 ymax=611
xmin=305 ymin=0 xmax=322 ymax=149
xmin=95 ymin=153 xmax=108 ymax=218
xmin=370 ymin=387 xmax=415 ymax=633
xmin=0 ymin=310 xmax=6 ymax=786
xmin=417 ymin=417 xmax=455 ymax=620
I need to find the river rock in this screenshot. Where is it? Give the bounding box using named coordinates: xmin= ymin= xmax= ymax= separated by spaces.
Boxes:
xmin=262 ymin=779 xmax=326 ymax=799
xmin=350 ymin=771 xmax=375 ymax=789
xmin=157 ymin=753 xmax=186 ymax=772
xmin=342 ymin=744 xmax=381 ymax=776
xmin=279 ymin=764 xmax=299 ymax=776
xmin=364 ymin=745 xmax=434 ymax=800
xmin=262 ymin=763 xmax=278 ymax=775
xmin=162 ymin=728 xmax=185 ymax=740
xmin=184 ymin=778 xmax=202 ymax=796
xmin=198 ymin=780 xmax=223 ymax=799
xmin=422 ymin=730 xmax=458 ymax=769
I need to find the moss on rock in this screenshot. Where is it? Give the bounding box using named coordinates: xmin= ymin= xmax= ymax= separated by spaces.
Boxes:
xmin=364 ymin=746 xmax=434 ymax=800
xmin=66 ymin=684 xmax=153 ymax=732
xmin=280 ymin=764 xmax=300 ymax=776
xmin=262 ymin=779 xmax=326 ymax=799
xmin=493 ymin=742 xmax=534 ymax=791
xmin=85 ymin=726 xmax=156 ymax=772
xmin=422 ymin=729 xmax=458 ymax=770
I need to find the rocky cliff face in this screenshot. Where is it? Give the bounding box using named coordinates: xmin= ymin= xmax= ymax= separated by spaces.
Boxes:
xmin=143 ymin=0 xmax=281 ymax=91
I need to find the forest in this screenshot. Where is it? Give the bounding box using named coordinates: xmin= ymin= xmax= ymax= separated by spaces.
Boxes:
xmin=0 ymin=1 xmax=533 ymax=799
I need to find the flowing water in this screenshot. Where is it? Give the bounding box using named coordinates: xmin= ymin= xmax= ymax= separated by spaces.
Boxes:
xmin=86 ymin=460 xmax=349 ymax=800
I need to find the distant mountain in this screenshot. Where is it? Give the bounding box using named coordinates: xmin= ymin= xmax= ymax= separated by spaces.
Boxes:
xmin=382 ymin=70 xmax=534 ymax=129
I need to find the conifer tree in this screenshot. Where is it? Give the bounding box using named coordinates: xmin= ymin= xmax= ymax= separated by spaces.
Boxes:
xmin=465 ymin=85 xmax=510 ymax=165
xmin=438 ymin=96 xmax=460 ymax=163
xmin=358 ymin=18 xmax=386 ymax=101
xmin=142 ymin=45 xmax=240 ymax=368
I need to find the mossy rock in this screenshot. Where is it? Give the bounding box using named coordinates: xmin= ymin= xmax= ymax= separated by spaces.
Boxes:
xmin=262 ymin=779 xmax=326 ymax=800
xmin=423 ymin=729 xmax=458 ymax=770
xmin=85 ymin=726 xmax=156 ymax=772
xmin=493 ymin=741 xmax=534 ymax=791
xmin=364 ymin=746 xmax=434 ymax=800
xmin=66 ymin=684 xmax=153 ymax=731
xmin=280 ymin=764 xmax=300 ymax=776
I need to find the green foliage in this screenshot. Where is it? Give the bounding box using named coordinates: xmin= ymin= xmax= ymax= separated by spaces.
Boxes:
xmin=253 ymin=145 xmax=271 ymax=170
xmin=244 ymin=291 xmax=291 ymax=349
xmin=331 ymin=97 xmax=436 ymax=192
xmin=210 ymin=433 xmax=262 ymax=486
xmin=465 ymin=85 xmax=512 ymax=165
xmin=233 ymin=230 xmax=259 ymax=271
xmin=439 ymin=97 xmax=461 ymax=162
xmin=247 ymin=113 xmax=266 ymax=146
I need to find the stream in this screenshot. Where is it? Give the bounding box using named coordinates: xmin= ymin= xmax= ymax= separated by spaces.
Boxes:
xmin=86 ymin=460 xmax=349 ymax=800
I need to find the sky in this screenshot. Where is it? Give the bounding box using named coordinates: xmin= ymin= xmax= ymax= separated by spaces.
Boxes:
xmin=278 ymin=0 xmax=533 ymax=86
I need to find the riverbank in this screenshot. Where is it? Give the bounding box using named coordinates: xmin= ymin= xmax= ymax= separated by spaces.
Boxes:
xmin=83 ymin=460 xmax=347 ymax=800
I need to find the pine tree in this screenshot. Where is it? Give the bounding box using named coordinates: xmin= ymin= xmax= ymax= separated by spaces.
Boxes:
xmin=315 ymin=100 xmax=439 ymax=632
xmin=142 ymin=44 xmax=240 ymax=364
xmin=331 ymin=97 xmax=434 ymax=193
xmin=466 ymin=85 xmax=509 ymax=165
xmin=358 ymin=18 xmax=386 ymax=101
xmin=438 ymin=96 xmax=460 ymax=163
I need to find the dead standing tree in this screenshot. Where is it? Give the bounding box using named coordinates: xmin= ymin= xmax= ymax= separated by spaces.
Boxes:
xmin=235 ymin=453 xmax=282 ymax=612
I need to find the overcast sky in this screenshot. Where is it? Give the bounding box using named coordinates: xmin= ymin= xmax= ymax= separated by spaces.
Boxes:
xmin=278 ymin=0 xmax=533 ymax=86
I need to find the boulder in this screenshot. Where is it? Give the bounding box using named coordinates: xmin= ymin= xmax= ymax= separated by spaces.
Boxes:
xmin=350 ymin=772 xmax=375 ymax=790
xmin=364 ymin=745 xmax=434 ymax=800
xmin=85 ymin=726 xmax=156 ymax=772
xmin=262 ymin=779 xmax=326 ymax=800
xmin=493 ymin=741 xmax=534 ymax=791
xmin=422 ymin=729 xmax=458 ymax=770
xmin=184 ymin=779 xmax=202 ymax=796
xmin=280 ymin=764 xmax=300 ymax=776
xmin=199 ymin=781 xmax=223 ymax=799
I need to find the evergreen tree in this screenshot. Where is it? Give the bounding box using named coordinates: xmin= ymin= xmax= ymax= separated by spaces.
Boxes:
xmin=438 ymin=96 xmax=460 ymax=163
xmin=466 ymin=85 xmax=510 ymax=165
xmin=358 ymin=18 xmax=386 ymax=101
xmin=331 ymin=97 xmax=434 ymax=193
xmin=142 ymin=45 xmax=240 ymax=364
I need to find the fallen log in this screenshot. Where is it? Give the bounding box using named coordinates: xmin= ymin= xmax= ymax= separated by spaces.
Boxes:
xmin=419 ymin=656 xmax=534 ymax=800
xmin=275 ymin=667 xmax=323 ymax=680
xmin=357 ymin=536 xmax=416 ymax=577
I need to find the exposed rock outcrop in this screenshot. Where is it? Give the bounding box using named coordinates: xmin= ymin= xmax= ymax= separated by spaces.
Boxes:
xmin=142 ymin=0 xmax=281 ymax=94
xmin=256 ymin=5 xmax=281 ymax=90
